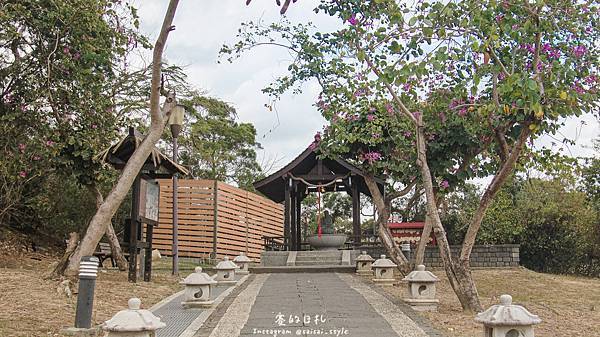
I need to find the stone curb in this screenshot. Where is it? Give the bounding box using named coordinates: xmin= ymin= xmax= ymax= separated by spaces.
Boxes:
xmin=192 ymin=274 xmax=258 ymax=337
xmin=354 ymin=275 xmax=449 ymax=337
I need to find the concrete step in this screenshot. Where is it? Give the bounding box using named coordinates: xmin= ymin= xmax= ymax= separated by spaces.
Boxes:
xmin=250 ymin=265 xmax=355 ymax=274
xmin=295 ymin=261 xmax=342 ymax=266
xmin=295 ymin=256 xmax=341 ymax=260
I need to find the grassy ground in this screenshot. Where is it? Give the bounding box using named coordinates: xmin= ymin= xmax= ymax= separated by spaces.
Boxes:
xmin=0 ymin=254 xmax=185 ymax=337
xmin=381 ymin=268 xmax=600 ymax=337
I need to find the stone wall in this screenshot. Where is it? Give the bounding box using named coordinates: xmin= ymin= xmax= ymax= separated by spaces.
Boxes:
xmin=364 ymin=244 xmax=520 ymax=268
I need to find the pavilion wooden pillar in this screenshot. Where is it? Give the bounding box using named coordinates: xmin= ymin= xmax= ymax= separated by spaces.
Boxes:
xmin=295 ymin=192 xmax=302 ymax=250
xmin=351 ymin=175 xmax=361 ymax=246
xmin=284 ymin=176 xmax=292 ymax=251
xmin=290 ymin=180 xmax=297 ymax=251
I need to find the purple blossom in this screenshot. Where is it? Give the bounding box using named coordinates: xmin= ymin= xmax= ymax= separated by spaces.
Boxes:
xmin=438 ymin=112 xmax=447 ymax=123
xmin=91 ymin=124 xmax=98 ymax=129
xmin=449 ymin=98 xmax=463 ymax=109
xmin=498 ymin=72 xmax=506 ymax=81
xmin=45 ymin=140 xmax=55 ymax=146
xmin=495 ymin=14 xmax=504 ymax=23
xmin=385 ymin=103 xmax=395 ymax=115
xmin=572 ymin=45 xmax=587 ymax=58
xmin=363 ymin=151 xmax=382 ymax=163
xmin=403 ymin=131 xmax=412 ymax=138
xmin=440 ymin=180 xmax=450 ymax=189
xmin=547 ymin=48 xmax=561 ymax=60
xmin=572 ymin=82 xmax=585 ymax=95
xmin=367 ymin=114 xmax=376 ymax=122
xmin=33 ymin=156 xmax=41 ymax=161
xmin=18 ymin=143 xmax=26 ymax=153
xmin=511 ymin=24 xmax=519 ymax=30
xmin=458 ymin=108 xmax=468 ymax=117
xmin=412 ymin=111 xmax=422 ymax=120
xmin=63 ymin=46 xmax=70 ymax=54
xmin=18 ymin=171 xmax=27 ymax=178
xmin=520 ymin=43 xmax=535 ymax=54
xmin=372 ymin=133 xmax=381 ymax=139
xmin=348 ymin=13 xmax=358 ymax=26
xmin=309 ymin=132 xmax=321 ymax=150
xmin=72 ymin=52 xmax=81 ymax=60
xmin=402 ymin=83 xmax=411 ymax=91
xmin=584 ymin=75 xmax=597 ymax=85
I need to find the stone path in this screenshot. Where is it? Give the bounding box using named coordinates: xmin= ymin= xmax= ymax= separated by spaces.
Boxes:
xmin=150 ymin=272 xmax=445 ymax=337
xmin=199 ymin=273 xmax=442 ymax=337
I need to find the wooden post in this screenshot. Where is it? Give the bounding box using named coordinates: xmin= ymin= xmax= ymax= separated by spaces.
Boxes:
xmin=296 ymin=192 xmax=302 ymax=250
xmin=290 ymin=181 xmax=297 ymax=251
xmin=212 ymin=180 xmax=219 ymax=259
xmin=351 ymin=176 xmax=361 ymax=247
xmin=284 ymin=176 xmax=291 ymax=251
xmin=143 ymin=223 xmax=153 ymax=282
xmin=128 ymin=175 xmax=141 ymax=282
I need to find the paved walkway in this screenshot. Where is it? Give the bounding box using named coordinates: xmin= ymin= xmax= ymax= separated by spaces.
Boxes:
xmin=189 ymin=273 xmax=444 ymax=337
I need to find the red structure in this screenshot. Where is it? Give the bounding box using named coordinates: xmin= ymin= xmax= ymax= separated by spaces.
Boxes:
xmin=387 ymin=222 xmax=437 ymax=246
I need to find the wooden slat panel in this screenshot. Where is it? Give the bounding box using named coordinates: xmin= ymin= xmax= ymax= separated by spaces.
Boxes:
xmin=154 ymin=179 xmax=283 ymax=260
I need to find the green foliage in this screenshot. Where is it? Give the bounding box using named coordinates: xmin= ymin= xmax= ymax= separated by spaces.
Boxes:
xmin=518 ymin=179 xmax=599 ymax=276
xmin=177 ymin=95 xmax=264 ymax=191
xmin=444 ymin=177 xmax=600 ymax=276
xmin=222 ymin=0 xmax=599 ymax=203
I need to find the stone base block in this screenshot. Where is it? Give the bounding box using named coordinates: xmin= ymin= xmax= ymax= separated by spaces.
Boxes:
xmin=60 ymin=327 xmax=100 ymax=337
xmin=182 ymin=299 xmax=215 ymax=308
xmin=403 ymin=298 xmax=439 ymax=311
xmin=356 ymin=270 xmax=373 ymax=276
xmin=372 ymin=278 xmax=396 ymax=286
xmin=236 ymin=270 xmax=249 ymax=275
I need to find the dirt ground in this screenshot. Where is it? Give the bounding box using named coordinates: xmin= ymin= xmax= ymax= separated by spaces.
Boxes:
xmin=382 ymin=267 xmax=600 ymax=337
xmin=0 ymin=254 xmax=182 ymax=337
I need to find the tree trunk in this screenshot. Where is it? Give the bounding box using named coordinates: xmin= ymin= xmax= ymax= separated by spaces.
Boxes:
xmin=89 ymin=185 xmax=128 ymax=271
xmin=459 ymin=125 xmax=531 ymax=262
xmin=414 ymin=213 xmax=432 ymax=265
xmin=363 ymin=175 xmax=410 ymax=274
xmin=414 ymin=116 xmax=483 ymax=312
xmin=47 ymin=232 xmax=79 ymax=280
xmin=63 ymin=0 xmax=181 ymax=277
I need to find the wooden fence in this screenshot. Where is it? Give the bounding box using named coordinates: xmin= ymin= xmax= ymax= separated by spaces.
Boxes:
xmin=152 ymin=179 xmax=283 ymax=261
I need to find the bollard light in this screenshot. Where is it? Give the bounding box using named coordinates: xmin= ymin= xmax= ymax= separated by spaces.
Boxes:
xmin=75 ymin=256 xmax=99 ymax=329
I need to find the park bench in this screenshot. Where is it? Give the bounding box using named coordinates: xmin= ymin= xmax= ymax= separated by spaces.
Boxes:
xmin=94 ymin=242 xmax=116 ymax=268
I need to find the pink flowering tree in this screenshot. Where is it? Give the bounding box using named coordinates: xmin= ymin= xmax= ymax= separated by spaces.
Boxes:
xmin=222 ymin=0 xmax=598 ymax=311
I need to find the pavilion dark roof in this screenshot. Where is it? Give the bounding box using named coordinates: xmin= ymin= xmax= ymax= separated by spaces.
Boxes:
xmin=253 ymin=145 xmax=384 ymax=203
xmin=96 ymin=127 xmax=188 ymax=177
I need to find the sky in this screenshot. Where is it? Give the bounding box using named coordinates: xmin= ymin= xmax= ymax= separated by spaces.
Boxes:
xmin=134 ymin=1 xmax=599 ymax=174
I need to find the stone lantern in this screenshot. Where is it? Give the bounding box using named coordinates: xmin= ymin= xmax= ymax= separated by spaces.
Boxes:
xmin=475 ymin=294 xmax=541 ymax=337
xmin=355 ymin=251 xmax=375 ymax=276
xmin=214 ymin=256 xmax=238 ymax=285
xmin=103 ymin=298 xmax=165 ymax=337
xmin=181 ymin=267 xmax=217 ymax=308
xmin=233 ymin=252 xmax=251 ymax=275
xmin=402 ymin=264 xmax=439 ymax=311
xmin=371 ymin=254 xmax=397 ymax=286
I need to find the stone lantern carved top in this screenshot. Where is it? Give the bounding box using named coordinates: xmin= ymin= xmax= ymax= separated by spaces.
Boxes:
xmin=215 ymin=257 xmax=238 ymax=270
xmin=181 ymin=267 xmax=217 ymax=286
xmin=356 ymin=251 xmax=375 ymax=262
xmin=104 ymin=298 xmax=166 ymax=332
xmin=475 ymin=295 xmax=542 ymax=327
xmin=402 ymin=265 xmax=439 ymax=283
xmin=372 ymin=255 xmax=397 ymax=268
xmin=233 ymin=252 xmax=251 ymax=263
